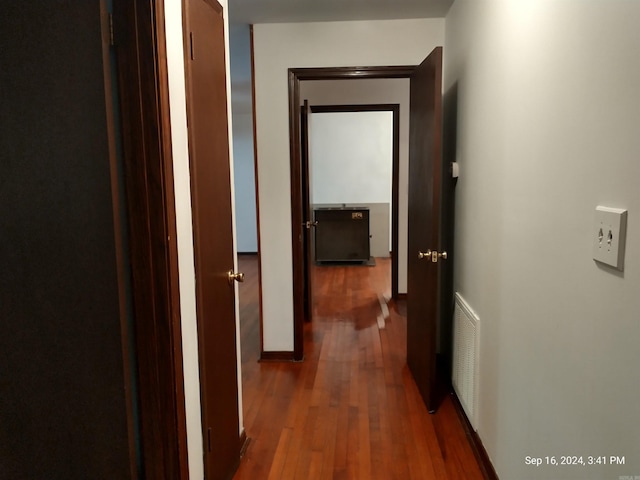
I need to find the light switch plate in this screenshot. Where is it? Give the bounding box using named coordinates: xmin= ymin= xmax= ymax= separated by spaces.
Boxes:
xmin=593 ymin=206 xmax=628 ymax=271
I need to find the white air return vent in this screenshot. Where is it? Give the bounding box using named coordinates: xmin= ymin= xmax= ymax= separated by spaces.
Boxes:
xmin=452 ymin=293 xmax=480 ymax=431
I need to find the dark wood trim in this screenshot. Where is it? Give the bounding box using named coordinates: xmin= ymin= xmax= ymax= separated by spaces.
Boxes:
xmin=100 ymin=2 xmax=137 ymax=475
xmin=310 ymin=103 xmax=394 ymax=113
xmin=300 ymin=102 xmax=312 ymax=323
xmin=290 ymin=65 xmax=416 ymax=81
xmin=289 ymin=69 xmax=305 ymax=362
xmin=260 ymin=351 xmax=297 ymax=362
xmin=112 ymin=0 xmax=188 ymax=478
xmin=451 ymin=392 xmax=499 ymax=480
xmin=238 ymin=252 xmax=259 ymax=256
xmin=391 ymin=108 xmax=400 ymax=299
xmin=202 ymin=0 xmax=222 ymax=13
xmin=155 ymin=5 xmax=190 ymax=476
xmin=307 ymin=103 xmax=400 ymax=299
xmin=288 ymin=67 xmax=417 ymax=362
xmin=250 ymin=25 xmax=266 ymax=358
xmin=396 ymin=293 xmax=408 ymax=301
xmin=239 ymin=430 xmax=249 ymax=457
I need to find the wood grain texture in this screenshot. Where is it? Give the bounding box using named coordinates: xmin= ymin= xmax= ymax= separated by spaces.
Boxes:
xmin=235 ymin=256 xmax=485 ymax=479
xmin=113 ymin=0 xmax=190 ymax=476
xmin=288 ymin=66 xmax=418 ymax=362
xmin=407 ymin=46 xmax=444 ymax=412
xmin=183 ymin=0 xmax=240 ymax=477
xmin=308 ymin=104 xmax=401 ymax=299
xmin=289 ymin=69 xmax=305 ymax=361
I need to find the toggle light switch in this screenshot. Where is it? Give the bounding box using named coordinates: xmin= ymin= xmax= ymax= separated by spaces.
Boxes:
xmin=593 ymin=206 xmax=628 ymax=271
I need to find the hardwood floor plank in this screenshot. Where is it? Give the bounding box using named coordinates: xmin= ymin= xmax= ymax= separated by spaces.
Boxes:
xmin=234 ymin=256 xmax=486 ymax=479
xmin=267 ymin=427 xmax=293 ymax=480
xmin=307 ymin=451 xmax=324 ymax=480
xmin=356 ymin=399 xmax=372 ymax=479
xmin=319 ymin=406 xmax=339 ymax=480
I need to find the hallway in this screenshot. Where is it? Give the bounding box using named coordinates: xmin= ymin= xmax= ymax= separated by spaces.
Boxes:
xmin=234 ymin=256 xmax=484 ymax=479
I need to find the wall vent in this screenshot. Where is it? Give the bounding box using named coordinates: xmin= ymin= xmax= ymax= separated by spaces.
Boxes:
xmin=452 ymin=292 xmax=480 ymax=431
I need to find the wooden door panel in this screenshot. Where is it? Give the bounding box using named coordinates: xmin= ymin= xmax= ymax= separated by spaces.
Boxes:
xmin=0 ymin=3 xmax=135 ymax=477
xmin=301 ymin=100 xmax=314 ymax=322
xmin=184 ymin=0 xmax=240 ymax=478
xmin=407 ymin=47 xmax=444 ymax=412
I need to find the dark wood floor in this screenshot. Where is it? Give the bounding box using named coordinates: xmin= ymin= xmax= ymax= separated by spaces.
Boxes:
xmin=234 ymin=255 xmax=484 ymax=479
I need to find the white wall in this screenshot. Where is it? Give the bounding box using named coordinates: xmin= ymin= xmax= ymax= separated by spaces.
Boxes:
xmin=231 ymin=112 xmax=258 ymax=252
xmin=310 ymin=111 xmax=393 ymax=258
xmin=445 ymin=1 xmax=640 ymax=479
xmin=165 ymin=0 xmax=243 ymax=478
xmin=254 ymin=19 xmax=444 ymax=351
xmin=230 ymin=25 xmax=258 ymax=252
xmin=310 ymin=111 xmax=392 ymax=205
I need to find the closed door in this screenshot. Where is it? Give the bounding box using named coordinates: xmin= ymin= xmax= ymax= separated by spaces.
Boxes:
xmin=183 ymin=0 xmax=241 ymax=478
xmin=406 ymin=46 xmax=448 ymax=413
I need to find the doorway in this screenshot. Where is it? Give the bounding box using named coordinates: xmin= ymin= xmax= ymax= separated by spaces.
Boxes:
xmin=288 ymin=67 xmax=415 ymax=362
xmin=309 ymin=103 xmax=399 ymax=285
xmin=302 ymin=103 xmax=400 ymax=327
xmin=287 ymin=53 xmax=453 ymax=413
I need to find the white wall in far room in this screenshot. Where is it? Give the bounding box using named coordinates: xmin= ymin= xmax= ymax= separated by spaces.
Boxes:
xmin=310 ymin=111 xmax=392 ymax=205
xmin=310 ymin=111 xmax=393 ymax=258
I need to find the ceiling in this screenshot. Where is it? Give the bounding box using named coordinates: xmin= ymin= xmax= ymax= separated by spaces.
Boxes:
xmin=228 ymin=0 xmax=454 ymax=114
xmin=228 ymin=0 xmax=454 ymax=25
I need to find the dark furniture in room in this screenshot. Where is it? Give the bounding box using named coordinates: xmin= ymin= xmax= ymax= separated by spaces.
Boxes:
xmin=314 ymin=207 xmax=370 ymax=263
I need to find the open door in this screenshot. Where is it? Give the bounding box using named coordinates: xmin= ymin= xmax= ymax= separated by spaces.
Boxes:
xmin=183 ymin=0 xmax=241 ymax=478
xmin=288 ymin=65 xmax=435 ymax=364
xmin=301 ymin=99 xmax=315 ymax=322
xmin=406 ymin=46 xmax=447 ymax=413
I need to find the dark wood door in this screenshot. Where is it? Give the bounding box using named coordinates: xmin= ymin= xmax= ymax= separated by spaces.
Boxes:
xmin=184 ymin=0 xmax=240 ymax=478
xmin=406 ymin=46 xmax=445 ymax=413
xmin=301 ymin=100 xmax=314 ymax=322
xmin=0 ymin=2 xmax=136 ymax=478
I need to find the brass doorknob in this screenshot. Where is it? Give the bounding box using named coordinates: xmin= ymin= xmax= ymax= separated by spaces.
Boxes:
xmin=228 ymin=271 xmax=245 ymax=284
xmin=418 ymin=250 xmax=448 ymax=262
xmin=418 ymin=250 xmax=432 ymax=259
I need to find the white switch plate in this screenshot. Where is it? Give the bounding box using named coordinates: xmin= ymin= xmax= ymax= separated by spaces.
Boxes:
xmin=593 ymin=206 xmax=628 ymax=271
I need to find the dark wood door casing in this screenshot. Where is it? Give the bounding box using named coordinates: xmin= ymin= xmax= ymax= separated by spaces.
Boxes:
xmin=301 ymin=100 xmax=314 ymax=323
xmin=288 ymin=66 xmax=415 ymax=361
xmin=183 ymin=0 xmax=241 ymax=478
xmin=307 ymin=103 xmax=401 ymax=298
xmin=406 ymin=47 xmax=444 ymax=413
xmin=112 ymin=0 xmax=189 ymax=477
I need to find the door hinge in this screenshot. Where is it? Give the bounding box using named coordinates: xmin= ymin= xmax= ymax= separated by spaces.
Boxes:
xmin=190 ymin=32 xmax=195 ymax=60
xmin=108 ymin=13 xmax=115 ymax=46
xmin=207 ymin=427 xmax=212 ymax=452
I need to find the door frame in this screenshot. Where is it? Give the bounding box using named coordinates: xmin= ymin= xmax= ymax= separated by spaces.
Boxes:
xmin=113 ymin=0 xmax=189 ymax=478
xmin=288 ymin=66 xmax=415 ymax=360
xmin=308 ymin=103 xmax=400 ymax=299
